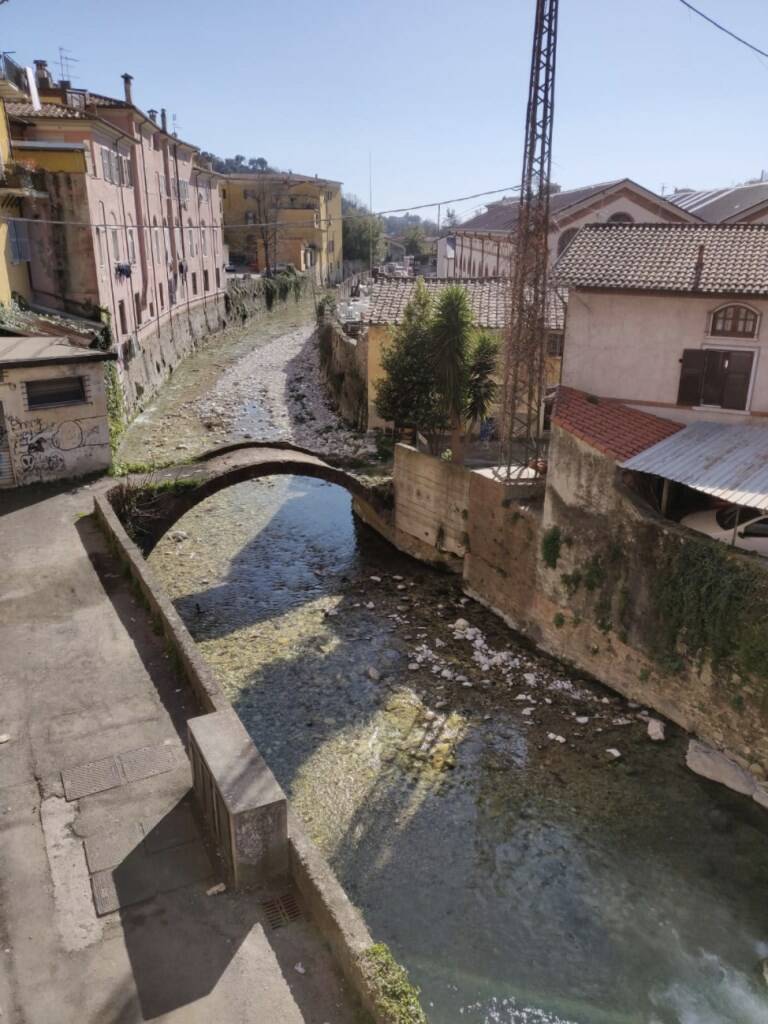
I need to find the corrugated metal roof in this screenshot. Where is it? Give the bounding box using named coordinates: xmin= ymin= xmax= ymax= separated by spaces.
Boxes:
xmin=621 ymin=420 xmax=768 ymax=509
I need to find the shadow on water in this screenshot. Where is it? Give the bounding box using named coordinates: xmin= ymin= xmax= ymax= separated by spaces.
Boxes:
xmin=150 ymin=476 xmax=768 ymax=1024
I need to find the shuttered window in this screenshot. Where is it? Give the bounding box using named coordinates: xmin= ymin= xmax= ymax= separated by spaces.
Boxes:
xmin=677 ymin=349 xmax=754 ymax=411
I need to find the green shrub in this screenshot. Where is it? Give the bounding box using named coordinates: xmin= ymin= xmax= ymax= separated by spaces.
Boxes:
xmin=359 ymin=944 xmax=426 ymax=1024
xmin=541 ymin=526 xmax=562 ymax=569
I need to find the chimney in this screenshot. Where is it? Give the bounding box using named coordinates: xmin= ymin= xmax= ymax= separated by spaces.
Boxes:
xmin=160 ymin=108 xmax=167 ymax=133
xmin=693 ymin=243 xmax=705 ymax=289
xmin=148 ymin=109 xmax=158 ymax=124
xmin=121 ymin=73 xmax=133 ymax=105
xmin=34 ymin=60 xmax=52 ymax=89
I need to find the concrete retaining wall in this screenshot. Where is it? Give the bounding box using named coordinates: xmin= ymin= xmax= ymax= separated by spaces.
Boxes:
xmin=394 ymin=444 xmax=471 ymax=559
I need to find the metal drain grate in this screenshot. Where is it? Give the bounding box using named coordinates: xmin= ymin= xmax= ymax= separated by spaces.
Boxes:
xmin=262 ymin=892 xmax=302 ymax=930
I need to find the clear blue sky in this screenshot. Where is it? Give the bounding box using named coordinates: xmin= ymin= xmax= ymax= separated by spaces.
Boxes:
xmin=4 ymin=0 xmax=768 ymax=220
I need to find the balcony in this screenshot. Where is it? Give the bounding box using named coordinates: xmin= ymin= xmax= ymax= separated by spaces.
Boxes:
xmin=0 ymin=54 xmax=29 ymax=99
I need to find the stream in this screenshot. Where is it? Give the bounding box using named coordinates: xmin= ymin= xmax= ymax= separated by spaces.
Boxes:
xmin=122 ymin=309 xmax=768 ymax=1024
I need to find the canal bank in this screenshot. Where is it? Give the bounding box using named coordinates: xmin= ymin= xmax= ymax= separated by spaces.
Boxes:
xmin=116 ymin=313 xmax=768 ymax=1023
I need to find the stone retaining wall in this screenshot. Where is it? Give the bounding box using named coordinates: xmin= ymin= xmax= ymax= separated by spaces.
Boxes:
xmin=384 ymin=442 xmax=768 ymax=786
xmin=318 ymin=320 xmax=369 ymax=431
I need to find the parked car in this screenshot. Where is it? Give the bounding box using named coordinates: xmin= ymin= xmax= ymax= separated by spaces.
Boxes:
xmin=680 ymin=504 xmax=768 ymax=556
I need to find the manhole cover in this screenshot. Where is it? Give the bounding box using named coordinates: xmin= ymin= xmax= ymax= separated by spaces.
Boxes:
xmin=262 ymin=892 xmax=302 ymax=930
xmin=118 ymin=744 xmax=176 ymax=784
xmin=61 ymin=757 xmax=123 ymax=801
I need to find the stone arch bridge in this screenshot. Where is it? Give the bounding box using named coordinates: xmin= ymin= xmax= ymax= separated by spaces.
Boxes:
xmin=110 ymin=441 xmax=391 ymax=553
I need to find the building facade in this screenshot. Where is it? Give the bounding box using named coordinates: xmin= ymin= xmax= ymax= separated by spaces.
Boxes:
xmin=6 ymin=63 xmax=227 ymax=411
xmin=437 ymin=179 xmax=698 ymax=279
xmin=222 ymin=172 xmax=342 ymax=285
xmin=556 ymin=222 xmax=768 ymax=425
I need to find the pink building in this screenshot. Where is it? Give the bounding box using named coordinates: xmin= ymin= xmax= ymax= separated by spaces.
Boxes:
xmin=8 ymin=64 xmax=228 ymax=410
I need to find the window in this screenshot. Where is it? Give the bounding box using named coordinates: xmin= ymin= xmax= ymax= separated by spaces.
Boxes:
xmin=710 ymin=304 xmax=759 ymax=339
xmin=328 ymin=239 xmax=334 ymax=254
xmin=222 ymin=188 xmax=227 ymax=200
xmin=26 ymin=377 xmax=86 ymax=409
xmin=191 ymin=272 xmax=198 ymax=295
xmin=149 ymin=300 xmax=155 ymax=318
xmin=203 ymin=269 xmax=209 ymax=291
xmin=608 ymin=212 xmax=634 ymax=224
xmin=215 ymin=267 xmax=220 ymax=288
xmin=9 ymin=219 xmax=30 ymax=263
xmin=159 ymin=282 xmax=164 ymax=309
xmin=111 ymin=215 xmax=120 ymax=261
xmin=677 ymin=348 xmax=755 ymax=411
xmin=742 ymin=517 xmax=768 ymax=538
xmin=557 ymin=227 xmax=578 ymax=257
xmin=152 ymin=217 xmax=160 ymax=263
xmin=101 ymin=147 xmax=111 ymax=181
xmin=118 ymin=300 xmax=128 ymax=335
xmin=177 ymin=179 xmax=189 ymax=202
xmin=243 ymin=188 xmax=256 ymax=199
xmin=547 ymin=332 xmax=564 ymax=357
xmin=245 ymin=211 xmax=256 ymax=225
xmin=201 ymin=223 xmax=207 ymax=256
xmin=127 ymin=217 xmax=136 ymax=264
xmin=134 ymin=291 xmax=142 ymax=325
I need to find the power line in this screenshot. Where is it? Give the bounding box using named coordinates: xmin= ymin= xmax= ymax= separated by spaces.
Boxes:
xmin=1 ymin=183 xmax=521 ymax=232
xmin=676 ymin=0 xmax=768 ymax=60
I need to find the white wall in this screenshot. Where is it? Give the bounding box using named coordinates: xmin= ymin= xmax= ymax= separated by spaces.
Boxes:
xmin=562 ymin=290 xmax=768 ymax=423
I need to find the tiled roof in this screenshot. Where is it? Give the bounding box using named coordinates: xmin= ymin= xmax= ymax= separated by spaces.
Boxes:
xmin=87 ymin=92 xmax=128 ymax=108
xmin=551 ymin=386 xmax=683 ymax=462
xmin=554 ymin=223 xmax=768 ymax=296
xmin=670 ymin=183 xmax=768 ymax=224
xmin=365 ymin=278 xmax=566 ymax=330
xmin=6 ymin=101 xmax=86 ymax=119
xmin=456 ymin=180 xmax=624 ymax=233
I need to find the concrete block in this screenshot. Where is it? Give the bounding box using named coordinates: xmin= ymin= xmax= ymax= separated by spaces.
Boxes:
xmin=188 ymin=710 xmax=288 ymax=887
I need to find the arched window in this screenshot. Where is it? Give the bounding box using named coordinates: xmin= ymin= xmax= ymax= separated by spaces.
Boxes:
xmin=710 ymin=304 xmax=760 ymax=339
xmin=557 ymin=227 xmax=578 ymax=257
xmin=608 ymin=212 xmax=634 ymax=224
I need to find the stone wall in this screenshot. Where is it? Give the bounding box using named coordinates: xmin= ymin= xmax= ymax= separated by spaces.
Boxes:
xmin=318 ymin=320 xmax=369 ymax=431
xmin=384 ymin=441 xmax=768 ymax=777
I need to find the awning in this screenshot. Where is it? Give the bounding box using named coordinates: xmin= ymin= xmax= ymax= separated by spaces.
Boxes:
xmin=621 ymin=420 xmax=768 ymax=510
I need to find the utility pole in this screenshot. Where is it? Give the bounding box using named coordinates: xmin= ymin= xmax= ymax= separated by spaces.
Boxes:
xmin=501 ymin=0 xmax=559 ymax=476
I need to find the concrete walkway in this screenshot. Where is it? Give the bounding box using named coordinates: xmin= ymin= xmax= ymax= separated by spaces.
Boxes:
xmin=0 ymin=481 xmax=363 ymax=1023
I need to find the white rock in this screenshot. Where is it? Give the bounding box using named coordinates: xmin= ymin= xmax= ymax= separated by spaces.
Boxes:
xmin=408 ymin=663 xmax=419 ymax=671
xmin=367 ymin=667 xmax=381 ymax=681
xmin=686 ymin=739 xmax=756 ymax=797
xmin=514 ymin=694 xmax=532 ymax=702
xmin=365 ymin=602 xmax=375 ymax=610
xmin=521 ymin=708 xmax=534 ymax=716
xmin=461 ymin=681 xmax=473 ymax=688
xmin=523 ymin=673 xmax=537 ymax=686
xmin=452 ymin=618 xmax=470 ymax=631
xmin=575 ymin=716 xmax=589 ymax=725
xmin=294 ymin=963 xmax=306 ymax=975
xmin=647 ymin=719 xmax=666 ymax=742
xmin=606 ymin=748 xmax=622 ymax=760
xmin=206 ymin=882 xmax=226 ymax=896
xmin=393 ymin=575 xmax=404 ymax=581
xmin=0 ymin=734 xmax=10 ymax=744
xmin=170 ymin=530 xmax=188 ymax=542
xmin=369 ymin=575 xmax=382 ymax=583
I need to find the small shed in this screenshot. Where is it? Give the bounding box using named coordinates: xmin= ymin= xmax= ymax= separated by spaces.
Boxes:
xmin=0 ymin=336 xmax=116 ymax=487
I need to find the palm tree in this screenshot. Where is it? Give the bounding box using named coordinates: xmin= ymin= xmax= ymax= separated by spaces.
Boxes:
xmin=465 ymin=331 xmax=499 ymax=431
xmin=429 ymin=285 xmax=474 ymax=462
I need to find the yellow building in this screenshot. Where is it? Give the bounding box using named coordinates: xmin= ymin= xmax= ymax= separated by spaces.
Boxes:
xmin=222 ymin=172 xmax=342 ymax=285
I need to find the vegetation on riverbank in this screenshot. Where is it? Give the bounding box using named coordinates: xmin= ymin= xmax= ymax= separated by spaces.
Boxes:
xmin=359 ymin=944 xmax=427 ymax=1024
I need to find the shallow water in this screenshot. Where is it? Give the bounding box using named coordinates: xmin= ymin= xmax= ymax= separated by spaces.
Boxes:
xmin=149 ymin=475 xmax=768 ymax=1024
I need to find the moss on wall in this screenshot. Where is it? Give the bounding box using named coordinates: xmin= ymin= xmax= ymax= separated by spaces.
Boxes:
xmin=358 ymin=944 xmax=427 ymax=1024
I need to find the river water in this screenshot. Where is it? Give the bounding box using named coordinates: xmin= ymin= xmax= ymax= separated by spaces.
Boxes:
xmin=124 ymin=312 xmax=768 ymax=1024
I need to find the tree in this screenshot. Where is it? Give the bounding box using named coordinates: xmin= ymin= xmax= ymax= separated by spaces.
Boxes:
xmin=342 ymin=194 xmax=384 ymax=264
xmin=404 ymin=225 xmax=428 ymax=257
xmin=429 ymin=285 xmax=475 ymax=462
xmin=465 ymin=332 xmax=499 ymax=429
xmin=375 ymin=280 xmax=442 ymax=442
xmin=443 ymin=207 xmax=459 ymax=229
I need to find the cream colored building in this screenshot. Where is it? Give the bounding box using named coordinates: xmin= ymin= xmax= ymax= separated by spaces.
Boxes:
xmin=556 ymin=222 xmax=768 ymax=425
xmin=437 ymin=179 xmax=697 ymax=279
xmin=0 ymin=336 xmax=114 ymax=486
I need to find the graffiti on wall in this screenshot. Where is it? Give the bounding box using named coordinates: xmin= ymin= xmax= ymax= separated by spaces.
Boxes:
xmin=7 ymin=414 xmax=107 ymax=480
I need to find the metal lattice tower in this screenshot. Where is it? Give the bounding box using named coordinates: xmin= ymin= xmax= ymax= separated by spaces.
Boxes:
xmin=501 ymin=0 xmax=559 ymax=475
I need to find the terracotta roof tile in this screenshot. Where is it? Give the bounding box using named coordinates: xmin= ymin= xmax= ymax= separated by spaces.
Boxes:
xmin=6 ymin=101 xmax=86 ymax=119
xmin=551 ymin=386 xmax=683 ymax=462
xmin=365 ymin=278 xmax=565 ymax=331
xmin=555 ymin=222 xmax=768 ymax=296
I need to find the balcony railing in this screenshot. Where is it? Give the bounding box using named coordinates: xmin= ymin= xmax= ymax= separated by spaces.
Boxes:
xmin=0 ymin=54 xmax=29 ymax=95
